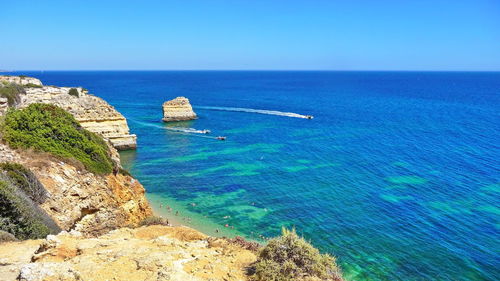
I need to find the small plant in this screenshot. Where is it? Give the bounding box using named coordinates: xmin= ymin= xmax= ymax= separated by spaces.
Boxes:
xmin=226 ymin=236 xmax=261 ymax=252
xmin=251 ymin=228 xmax=343 ymax=281
xmin=2 ymin=104 xmax=113 ymax=174
xmin=0 ymin=82 xmax=25 ymax=106
xmin=23 ymin=83 xmax=42 ymax=88
xmin=68 ymin=88 xmax=79 ymax=97
xmin=119 ymin=167 xmax=132 ymax=177
xmin=0 ymin=179 xmax=60 ymax=240
xmin=0 ymin=162 xmax=47 ymax=204
xmin=18 ymin=75 xmax=27 ymax=78
xmin=139 ymin=216 xmax=170 ymax=227
xmin=0 ymin=230 xmax=18 ymax=242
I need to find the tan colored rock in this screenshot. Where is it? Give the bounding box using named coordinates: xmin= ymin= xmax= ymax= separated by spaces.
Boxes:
xmin=0 ymin=144 xmax=152 ymax=236
xmin=162 ymin=96 xmax=197 ymax=122
xmin=0 ymin=97 xmax=8 ymax=115
xmin=0 ymin=225 xmax=256 ymax=281
xmin=18 ymin=86 xmax=137 ymax=150
xmin=0 ymin=75 xmax=43 ymax=86
xmin=0 ymin=76 xmax=137 ymax=150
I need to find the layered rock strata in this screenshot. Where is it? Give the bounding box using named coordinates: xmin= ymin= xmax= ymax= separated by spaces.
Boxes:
xmin=0 ymin=76 xmax=137 ymax=150
xmin=0 ymin=143 xmax=152 ymax=236
xmin=162 ymin=96 xmax=197 ymax=122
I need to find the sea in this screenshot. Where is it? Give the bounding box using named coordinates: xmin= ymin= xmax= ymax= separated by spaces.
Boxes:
xmin=6 ymin=71 xmax=499 ymax=281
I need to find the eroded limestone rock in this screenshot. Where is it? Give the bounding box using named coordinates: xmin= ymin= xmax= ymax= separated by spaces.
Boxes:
xmin=0 ymin=76 xmax=137 ymax=150
xmin=2 ymin=225 xmax=256 ymax=281
xmin=162 ymin=96 xmax=197 ymax=122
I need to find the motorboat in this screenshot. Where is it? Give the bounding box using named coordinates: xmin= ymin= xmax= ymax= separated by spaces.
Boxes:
xmin=216 ymin=136 xmax=227 ymax=140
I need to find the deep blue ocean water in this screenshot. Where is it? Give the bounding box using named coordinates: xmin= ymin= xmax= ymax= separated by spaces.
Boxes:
xmin=7 ymin=71 xmax=499 ymax=280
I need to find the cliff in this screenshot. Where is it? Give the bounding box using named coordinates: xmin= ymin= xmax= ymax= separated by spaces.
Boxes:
xmin=0 ymin=75 xmax=42 ymax=86
xmin=162 ymin=96 xmax=197 ymax=122
xmin=0 ymin=143 xmax=152 ymax=236
xmin=0 ymin=76 xmax=137 ymax=150
xmin=0 ymin=225 xmax=256 ymax=281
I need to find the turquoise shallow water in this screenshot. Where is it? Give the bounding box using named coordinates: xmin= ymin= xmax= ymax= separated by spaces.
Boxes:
xmin=8 ymin=71 xmax=500 ymax=280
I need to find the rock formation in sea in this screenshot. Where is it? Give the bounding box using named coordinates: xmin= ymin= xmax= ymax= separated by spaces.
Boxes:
xmin=162 ymin=96 xmax=197 ymax=122
xmin=0 ymin=76 xmax=137 ymax=150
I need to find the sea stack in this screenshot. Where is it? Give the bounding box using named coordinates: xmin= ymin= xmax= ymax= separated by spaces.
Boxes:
xmin=162 ymin=96 xmax=197 ymax=122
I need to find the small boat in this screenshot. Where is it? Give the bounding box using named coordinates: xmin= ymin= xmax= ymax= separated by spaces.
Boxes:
xmin=216 ymin=136 xmax=227 ymax=141
xmin=305 ymin=115 xmax=314 ymax=119
xmin=201 ymin=130 xmax=211 ymax=134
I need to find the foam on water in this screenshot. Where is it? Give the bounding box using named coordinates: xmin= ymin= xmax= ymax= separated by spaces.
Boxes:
xmin=196 ymin=106 xmax=312 ymax=119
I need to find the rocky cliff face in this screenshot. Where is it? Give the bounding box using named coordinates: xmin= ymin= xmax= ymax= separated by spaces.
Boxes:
xmin=0 ymin=76 xmax=137 ymax=150
xmin=0 ymin=225 xmax=256 ymax=281
xmin=0 ymin=75 xmax=42 ymax=86
xmin=162 ymin=96 xmax=197 ymax=122
xmin=0 ymin=143 xmax=152 ymax=236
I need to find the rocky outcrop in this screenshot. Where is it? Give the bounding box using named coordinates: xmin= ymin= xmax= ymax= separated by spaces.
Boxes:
xmin=0 ymin=76 xmax=137 ymax=150
xmin=0 ymin=97 xmax=7 ymax=115
xmin=0 ymin=75 xmax=42 ymax=86
xmin=0 ymin=143 xmax=152 ymax=236
xmin=0 ymin=225 xmax=256 ymax=281
xmin=162 ymin=96 xmax=197 ymax=122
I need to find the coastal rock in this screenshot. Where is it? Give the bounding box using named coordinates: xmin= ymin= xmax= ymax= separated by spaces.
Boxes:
xmin=19 ymin=86 xmax=137 ymax=150
xmin=0 ymin=225 xmax=256 ymax=281
xmin=0 ymin=76 xmax=137 ymax=150
xmin=0 ymin=75 xmax=42 ymax=86
xmin=162 ymin=96 xmax=197 ymax=122
xmin=0 ymin=97 xmax=8 ymax=115
xmin=0 ymin=143 xmax=152 ymax=236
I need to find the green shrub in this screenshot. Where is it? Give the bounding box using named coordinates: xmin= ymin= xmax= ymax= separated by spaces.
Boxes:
xmin=18 ymin=75 xmax=27 ymax=78
xmin=23 ymin=83 xmax=42 ymax=88
xmin=0 ymin=230 xmax=18 ymax=242
xmin=0 ymin=179 xmax=60 ymax=240
xmin=252 ymin=228 xmax=343 ymax=281
xmin=119 ymin=167 xmax=132 ymax=177
xmin=0 ymin=162 xmax=47 ymax=204
xmin=2 ymin=104 xmax=113 ymax=174
xmin=0 ymin=82 xmax=25 ymax=106
xmin=139 ymin=216 xmax=170 ymax=227
xmin=68 ymin=88 xmax=79 ymax=97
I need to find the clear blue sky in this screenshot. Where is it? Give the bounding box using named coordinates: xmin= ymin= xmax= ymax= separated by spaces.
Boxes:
xmin=1 ymin=0 xmax=499 ymax=70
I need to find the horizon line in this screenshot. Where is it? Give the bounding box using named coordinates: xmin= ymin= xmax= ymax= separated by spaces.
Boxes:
xmin=2 ymin=69 xmax=500 ymax=72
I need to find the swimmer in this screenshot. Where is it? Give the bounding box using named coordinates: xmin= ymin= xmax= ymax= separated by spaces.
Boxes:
xmin=175 ymin=211 xmax=179 ymax=216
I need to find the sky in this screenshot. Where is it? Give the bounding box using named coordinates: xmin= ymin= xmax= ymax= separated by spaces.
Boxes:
xmin=1 ymin=0 xmax=499 ymax=71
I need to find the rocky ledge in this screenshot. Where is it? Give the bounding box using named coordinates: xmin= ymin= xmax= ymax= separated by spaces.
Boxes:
xmin=0 ymin=143 xmax=152 ymax=236
xmin=0 ymin=76 xmax=137 ymax=150
xmin=0 ymin=225 xmax=256 ymax=281
xmin=162 ymin=96 xmax=197 ymax=122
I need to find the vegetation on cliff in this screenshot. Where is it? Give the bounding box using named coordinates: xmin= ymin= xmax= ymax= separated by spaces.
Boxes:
xmin=1 ymin=104 xmax=113 ymax=174
xmin=252 ymin=228 xmax=343 ymax=281
xmin=0 ymin=162 xmax=47 ymax=203
xmin=0 ymin=163 xmax=60 ymax=240
xmin=0 ymin=81 xmax=25 ymax=106
xmin=68 ymin=87 xmax=79 ymax=97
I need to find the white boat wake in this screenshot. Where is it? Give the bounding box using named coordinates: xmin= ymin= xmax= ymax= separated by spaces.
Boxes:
xmin=165 ymin=127 xmax=210 ymax=134
xmin=129 ymin=120 xmax=217 ymax=139
xmin=195 ymin=106 xmax=312 ymax=119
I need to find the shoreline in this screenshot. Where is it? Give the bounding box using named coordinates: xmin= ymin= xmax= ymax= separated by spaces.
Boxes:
xmin=146 ymin=192 xmax=257 ymax=240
